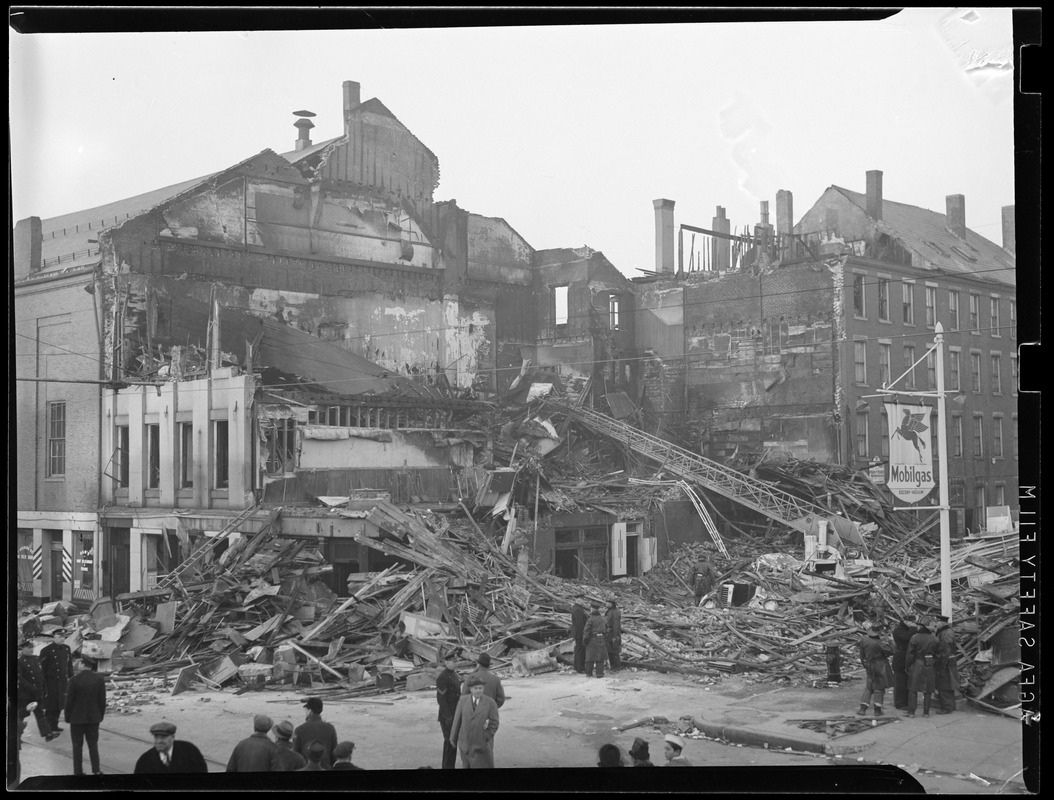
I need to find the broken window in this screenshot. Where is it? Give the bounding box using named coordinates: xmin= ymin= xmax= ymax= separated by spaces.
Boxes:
xmin=214 ymin=420 xmax=229 ymax=489
xmin=608 ymin=294 xmax=620 ymax=331
xmin=852 ymin=274 xmax=865 ymax=317
xmin=180 ymin=422 xmax=194 ymax=488
xmin=115 ymin=425 xmax=130 ymax=487
xmin=553 ymin=285 xmax=569 ymax=328
xmin=146 ymin=423 xmax=160 ymax=489
xmin=265 ymin=418 xmax=298 ymax=476
xmin=554 ymin=527 xmax=608 ymax=580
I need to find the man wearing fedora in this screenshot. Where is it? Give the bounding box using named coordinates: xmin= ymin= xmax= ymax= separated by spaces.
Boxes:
xmin=450 ymin=673 xmax=500 ymax=768
xmin=226 ymin=714 xmax=282 ymax=772
xmin=134 ymin=721 xmax=208 ymax=773
xmin=460 ymin=653 xmax=505 ymax=708
xmin=292 ymin=696 xmax=338 ymax=769
xmin=933 ymin=615 xmax=961 ymax=714
xmin=583 ymin=600 xmax=609 ymax=678
xmin=39 ymin=628 xmax=74 ymax=733
xmin=271 ymin=720 xmax=306 ymax=771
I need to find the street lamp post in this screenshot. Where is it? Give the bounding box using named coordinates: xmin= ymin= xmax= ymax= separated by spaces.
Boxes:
xmin=933 ymin=322 xmax=952 ymax=620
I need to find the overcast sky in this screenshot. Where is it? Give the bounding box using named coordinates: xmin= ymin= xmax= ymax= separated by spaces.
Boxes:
xmin=10 ymin=9 xmax=1017 ymax=277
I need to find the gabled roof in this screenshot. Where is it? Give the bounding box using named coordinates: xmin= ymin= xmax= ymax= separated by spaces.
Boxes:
xmin=354 ymin=96 xmax=437 ymax=161
xmin=833 ymin=186 xmax=1015 ymax=287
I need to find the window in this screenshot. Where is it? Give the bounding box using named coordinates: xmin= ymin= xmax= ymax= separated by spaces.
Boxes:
xmin=992 ymin=415 xmax=1004 ymax=458
xmin=969 ymin=294 xmax=980 ymax=332
xmin=951 ymin=413 xmax=963 ymax=458
xmin=972 ymin=415 xmax=984 ymax=458
xmin=142 ymin=531 xmax=179 ymax=589
xmin=553 ymin=526 xmax=608 ymax=580
xmin=146 ymin=423 xmax=160 ymax=489
xmin=948 ymin=348 xmax=961 ymax=392
xmin=856 ymin=411 xmax=869 ymax=459
xmin=926 ymin=351 xmax=936 ymax=390
xmin=925 ymin=286 xmax=937 ymax=327
xmin=116 ymin=425 xmax=130 ymax=487
xmin=46 ymin=401 xmax=66 ymax=477
xmin=974 ymin=485 xmax=986 ymax=517
xmin=214 ymin=420 xmax=229 ymax=489
xmin=970 ymin=352 xmax=982 ymax=393
xmin=179 ymin=423 xmax=194 ymax=488
xmin=990 ymin=297 xmax=1000 ymax=337
xmin=902 ymin=282 xmax=915 ymax=325
xmin=948 ymin=291 xmax=960 ymax=331
xmin=265 ymin=418 xmax=298 ymax=475
xmin=1010 ymin=355 xmax=1018 ymax=394
xmin=608 ymin=294 xmax=621 ymax=331
xmin=854 ymin=340 xmax=867 ymax=384
xmin=990 ymin=354 xmax=1002 ymax=394
xmin=903 ymin=345 xmax=917 ymax=389
xmin=877 ymin=278 xmax=890 ymax=321
xmin=878 ymin=343 xmax=891 ymax=387
xmin=852 ymin=274 xmax=866 ymax=317
xmin=553 ymin=285 xmax=569 ymax=327
xmin=1010 ymin=300 xmax=1016 ymax=340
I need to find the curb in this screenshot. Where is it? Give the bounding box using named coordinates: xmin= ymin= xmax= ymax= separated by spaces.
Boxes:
xmin=691 ymin=717 xmax=828 ymax=755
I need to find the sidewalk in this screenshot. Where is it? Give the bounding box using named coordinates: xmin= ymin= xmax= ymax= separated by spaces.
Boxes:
xmin=684 ymin=679 xmax=1026 ymax=790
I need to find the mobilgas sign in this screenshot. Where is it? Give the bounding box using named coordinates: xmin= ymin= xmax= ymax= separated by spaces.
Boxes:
xmin=885 ymin=402 xmax=935 ymax=503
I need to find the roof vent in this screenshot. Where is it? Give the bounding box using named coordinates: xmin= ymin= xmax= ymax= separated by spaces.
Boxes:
xmin=294 ymin=110 xmax=316 ymax=152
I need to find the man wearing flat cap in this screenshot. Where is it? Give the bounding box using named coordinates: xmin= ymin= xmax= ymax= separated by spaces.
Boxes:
xmin=460 ymin=652 xmax=505 ymax=708
xmin=271 ymin=720 xmax=306 ymax=771
xmin=296 ymin=741 xmax=327 ymax=771
xmin=330 ymin=740 xmax=364 ymax=770
xmin=663 ymin=734 xmax=692 ymax=766
xmin=449 ymin=673 xmax=500 ymax=768
xmin=227 ymin=714 xmax=282 ymax=772
xmin=134 ymin=721 xmax=209 ymax=773
xmin=292 ymin=696 xmax=338 ymax=769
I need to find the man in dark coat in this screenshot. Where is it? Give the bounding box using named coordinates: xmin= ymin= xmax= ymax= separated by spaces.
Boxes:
xmin=292 ymin=696 xmax=338 ymax=769
xmin=570 ymin=597 xmax=589 ymax=673
xmin=296 ymin=741 xmax=327 ymax=771
xmin=605 ymin=599 xmax=623 ymax=673
xmin=39 ymin=629 xmax=74 ymax=732
xmin=226 ymin=714 xmax=282 ymax=772
xmin=903 ymin=617 xmax=939 ymax=717
xmin=271 ymin=720 xmax=306 ymax=771
xmin=691 ymin=554 xmax=720 ymax=607
xmin=449 ymin=674 xmax=500 ymax=768
xmin=856 ymin=621 xmax=895 ymax=716
xmin=459 ymin=653 xmax=505 ymax=708
xmin=933 ymin=615 xmax=961 ymax=714
xmin=330 ymin=741 xmax=364 ymax=770
xmin=134 ymin=721 xmax=209 ymax=773
xmin=583 ymin=601 xmax=609 ymax=678
xmin=628 ymin=737 xmax=654 ymax=767
xmin=890 ymin=617 xmax=915 ymax=710
xmin=64 ymin=658 xmax=107 ymax=775
xmin=17 ymin=640 xmax=59 ymax=742
xmin=436 ymin=649 xmax=461 ymax=769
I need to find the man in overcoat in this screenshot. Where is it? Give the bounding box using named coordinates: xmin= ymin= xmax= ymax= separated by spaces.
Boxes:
xmin=292 ymin=696 xmax=338 ymax=769
xmin=856 ymin=621 xmax=895 ymax=716
xmin=449 ymin=674 xmax=500 ymax=768
xmin=933 ymin=615 xmax=961 ymax=713
xmin=226 ymin=714 xmax=282 ymax=772
xmin=459 ymin=653 xmax=505 ymax=708
xmin=39 ymin=629 xmax=74 ymax=732
xmin=133 ymin=721 xmax=209 ymax=773
xmin=583 ymin=601 xmax=609 ymax=678
xmin=17 ymin=640 xmax=58 ymax=741
xmin=605 ymin=599 xmax=622 ymax=672
xmin=890 ymin=616 xmax=915 ymax=710
xmin=64 ymin=658 xmax=107 ymax=775
xmin=271 ymin=720 xmax=306 ymax=771
xmin=436 ymin=649 xmax=461 ymax=769
xmin=570 ymin=596 xmax=589 ymax=673
xmin=903 ymin=616 xmax=939 ymax=717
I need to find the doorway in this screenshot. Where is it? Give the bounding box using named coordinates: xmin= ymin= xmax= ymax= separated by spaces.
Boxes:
xmin=625 ymin=535 xmax=639 ymax=576
xmin=50 ymin=542 xmax=65 ymax=600
xmin=106 ymin=528 xmax=131 ymax=596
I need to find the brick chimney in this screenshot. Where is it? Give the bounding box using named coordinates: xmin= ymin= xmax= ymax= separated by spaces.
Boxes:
xmin=712 ymin=206 xmax=731 ymax=271
xmin=946 ymin=194 xmax=966 ymax=239
xmin=1001 ymin=205 xmax=1015 ymax=254
xmin=293 ymin=113 xmax=315 ymax=151
xmin=866 ymin=170 xmax=883 ymax=220
xmin=653 ymin=199 xmax=675 ymax=273
xmin=14 ymin=216 xmax=42 ymax=281
xmin=775 ymin=190 xmax=793 ymax=236
xmin=343 ymin=80 xmax=361 ymax=135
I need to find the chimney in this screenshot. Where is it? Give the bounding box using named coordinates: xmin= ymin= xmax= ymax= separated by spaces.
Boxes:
xmin=759 ymin=200 xmax=770 ymax=228
xmin=343 ymin=80 xmax=361 ymax=134
xmin=866 ymin=170 xmax=883 ymax=220
xmin=711 ymin=206 xmax=731 ymax=271
xmin=1001 ymin=205 xmax=1015 ymax=255
xmin=653 ymin=199 xmax=675 ymax=273
xmin=293 ymin=110 xmax=315 ymax=151
xmin=946 ymin=194 xmax=966 ymax=239
xmin=14 ymin=216 xmax=42 ymax=281
xmin=775 ymin=190 xmax=794 ymax=236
